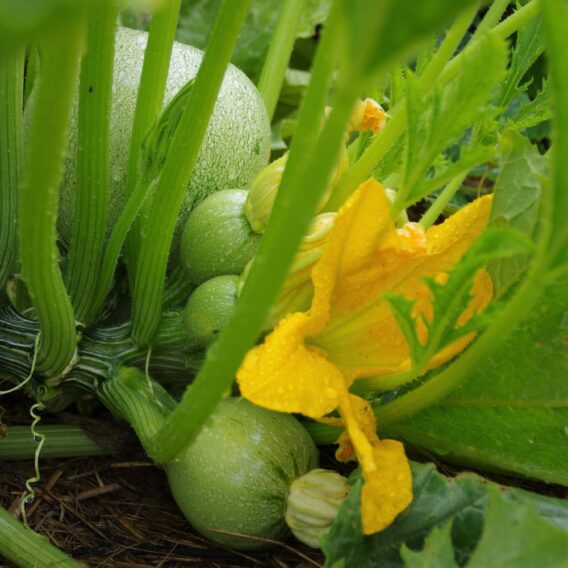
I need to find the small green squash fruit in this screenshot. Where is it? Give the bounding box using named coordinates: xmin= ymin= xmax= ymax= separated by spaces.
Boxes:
xmin=183 ymin=275 xmax=239 ymax=349
xmin=58 ymin=27 xmax=271 ymax=244
xmin=166 ymin=398 xmax=319 ymax=550
xmin=180 ymin=189 xmax=259 ymax=284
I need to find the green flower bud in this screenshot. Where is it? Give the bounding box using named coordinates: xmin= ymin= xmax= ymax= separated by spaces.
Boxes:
xmin=245 ymin=153 xmax=287 ymax=233
xmin=238 ymin=213 xmax=337 ymax=328
xmin=245 ymin=147 xmax=348 ymax=234
xmin=285 ymin=468 xmax=349 ymax=548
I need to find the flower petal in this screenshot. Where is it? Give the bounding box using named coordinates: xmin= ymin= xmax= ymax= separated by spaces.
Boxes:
xmin=316 ymin=193 xmax=493 ymax=379
xmin=337 ymin=394 xmax=412 ymax=534
xmin=361 ymin=440 xmax=413 ymax=534
xmin=237 ymin=313 xmax=344 ymax=418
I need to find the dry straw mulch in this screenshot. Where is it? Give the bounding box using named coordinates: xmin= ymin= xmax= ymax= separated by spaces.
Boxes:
xmin=0 ymin=393 xmax=324 ymax=568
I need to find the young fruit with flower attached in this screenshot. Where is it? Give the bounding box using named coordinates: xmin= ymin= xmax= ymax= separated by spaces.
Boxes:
xmin=97 ymin=369 xmax=349 ymax=551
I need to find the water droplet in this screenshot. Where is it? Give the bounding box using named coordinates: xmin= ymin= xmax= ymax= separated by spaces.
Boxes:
xmin=324 ymin=388 xmax=336 ymax=399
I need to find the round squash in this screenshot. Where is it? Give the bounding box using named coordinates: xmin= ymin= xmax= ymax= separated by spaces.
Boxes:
xmin=183 ymin=274 xmax=239 ymax=349
xmin=166 ymin=398 xmax=319 ymax=550
xmin=180 ymin=189 xmax=259 ymax=284
xmin=59 ymin=26 xmax=271 ymax=244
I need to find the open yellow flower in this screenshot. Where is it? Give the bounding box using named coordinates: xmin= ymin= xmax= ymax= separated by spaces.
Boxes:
xmin=237 ymin=179 xmax=493 ymax=535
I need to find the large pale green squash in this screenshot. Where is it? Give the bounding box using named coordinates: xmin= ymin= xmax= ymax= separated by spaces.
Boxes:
xmin=59 ymin=27 xmax=271 ymax=243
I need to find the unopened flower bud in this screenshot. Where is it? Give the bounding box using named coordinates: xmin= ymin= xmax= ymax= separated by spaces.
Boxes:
xmin=349 ymin=98 xmax=388 ymax=134
xmin=285 ymin=468 xmax=349 ymax=548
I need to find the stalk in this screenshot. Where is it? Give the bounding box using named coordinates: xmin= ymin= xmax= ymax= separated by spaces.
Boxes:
xmin=0 ymin=425 xmax=107 ymax=460
xmin=0 ymin=505 xmax=84 ymax=568
xmin=18 ymin=17 xmax=84 ymax=377
xmin=0 ymin=304 xmax=188 ymax=398
xmin=124 ymin=0 xmax=181 ymax=283
xmin=97 ymin=367 xmax=175 ymax=455
xmin=326 ymin=0 xmax=541 ymax=212
xmin=131 ymin=0 xmax=251 ymax=345
xmin=148 ymin=3 xmax=353 ymax=464
xmin=473 ymin=0 xmax=510 ymax=37
xmin=419 ymin=171 xmax=468 ymax=229
xmin=65 ymin=1 xmax=117 ymax=324
xmin=88 ymin=178 xmax=157 ymax=322
xmin=0 ymin=47 xmax=24 ymax=296
xmin=257 ymin=0 xmax=306 ymax=120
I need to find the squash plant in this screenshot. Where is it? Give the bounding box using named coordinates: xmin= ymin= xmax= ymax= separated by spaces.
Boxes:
xmin=1 ymin=0 xmax=568 ymax=565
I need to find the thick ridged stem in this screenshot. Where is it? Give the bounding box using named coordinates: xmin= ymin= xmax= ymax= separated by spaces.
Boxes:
xmin=0 ymin=305 xmax=189 ymax=396
xmin=257 ymin=0 xmax=306 ymax=120
xmin=18 ymin=18 xmax=84 ymax=377
xmin=131 ymin=0 xmax=250 ymax=345
xmin=96 ymin=367 xmax=175 ymax=456
xmin=0 ymin=425 xmax=107 ymax=460
xmin=124 ymin=0 xmax=181 ymax=285
xmin=0 ymin=505 xmax=84 ymax=568
xmin=0 ymin=47 xmax=24 ymax=296
xmin=65 ymin=1 xmax=117 ymax=324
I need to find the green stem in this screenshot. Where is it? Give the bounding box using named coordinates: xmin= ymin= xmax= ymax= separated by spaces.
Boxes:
xmin=326 ymin=0 xmax=540 ymax=212
xmin=131 ymin=0 xmax=250 ymax=345
xmin=66 ymin=1 xmax=117 ymax=324
xmin=304 ymin=420 xmax=341 ymax=446
xmin=257 ymin=0 xmax=306 ymax=120
xmin=148 ymin=4 xmax=355 ymax=464
xmin=88 ymin=178 xmax=157 ymax=322
xmin=18 ymin=18 xmax=84 ymax=377
xmin=23 ymin=47 xmax=39 ymax=107
xmin=420 ymin=172 xmax=468 ymax=229
xmin=124 ymin=0 xmax=181 ymax=285
xmin=0 ymin=425 xmax=107 ymax=460
xmin=0 ymin=505 xmax=84 ymax=568
xmin=474 ymin=0 xmax=510 ymax=37
xmin=0 ymin=304 xmax=189 ymax=403
xmin=0 ymin=47 xmax=24 ymax=296
xmin=97 ymin=367 xmax=175 ymax=455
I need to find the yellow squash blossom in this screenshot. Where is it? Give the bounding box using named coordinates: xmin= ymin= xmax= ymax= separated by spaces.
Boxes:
xmin=237 ymin=179 xmax=493 ymax=535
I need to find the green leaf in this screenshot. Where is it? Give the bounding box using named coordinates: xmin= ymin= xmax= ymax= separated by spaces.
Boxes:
xmin=467 ymin=490 xmax=568 ymax=568
xmin=401 ymin=523 xmax=458 ymax=568
xmin=322 ymin=462 xmax=568 ymax=567
xmin=497 ymin=13 xmax=545 ymax=110
xmin=383 ymin=281 xmax=568 ymax=485
xmin=489 ymin=130 xmax=548 ymax=297
xmin=385 ymin=228 xmax=533 ymax=376
xmin=506 ymin=81 xmax=552 ymax=132
xmin=337 ymin=0 xmax=478 ymax=83
xmin=404 ymin=491 xmax=568 ymax=568
xmin=177 ymin=0 xmax=330 ymax=81
xmin=411 ymin=144 xmax=495 ymax=202
xmin=401 ymin=34 xmax=508 ymax=205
